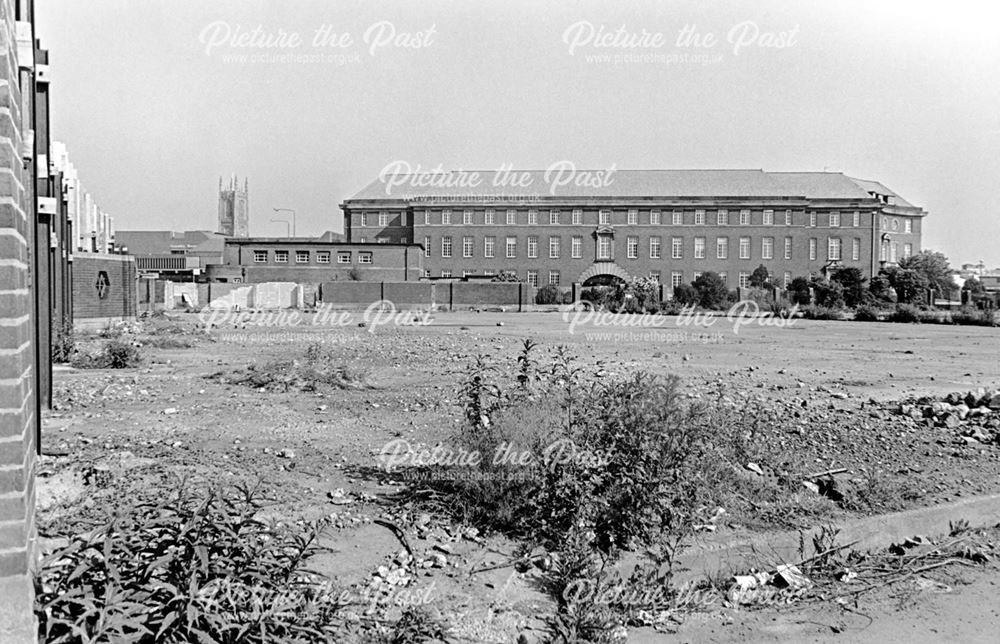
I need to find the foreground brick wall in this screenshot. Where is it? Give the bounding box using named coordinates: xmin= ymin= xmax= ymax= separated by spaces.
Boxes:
xmin=0 ymin=0 xmax=38 ymax=639
xmin=72 ymin=253 xmax=136 ymax=323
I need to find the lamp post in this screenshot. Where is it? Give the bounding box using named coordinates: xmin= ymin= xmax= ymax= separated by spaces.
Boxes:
xmin=269 ymin=218 xmax=291 ymax=237
xmin=273 ymin=208 xmax=296 ymax=236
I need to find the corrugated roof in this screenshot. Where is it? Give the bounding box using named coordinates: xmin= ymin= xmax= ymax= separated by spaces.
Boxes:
xmin=347 ymin=169 xmax=895 ymax=202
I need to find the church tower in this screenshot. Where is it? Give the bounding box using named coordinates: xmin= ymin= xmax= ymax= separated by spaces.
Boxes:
xmin=218 ymin=175 xmax=249 ymax=237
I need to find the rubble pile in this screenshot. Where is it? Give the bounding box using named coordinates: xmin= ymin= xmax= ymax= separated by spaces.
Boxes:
xmin=897 ymin=388 xmax=1000 ymax=445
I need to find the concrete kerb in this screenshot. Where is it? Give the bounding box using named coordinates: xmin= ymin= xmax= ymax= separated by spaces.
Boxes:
xmin=623 ymin=492 xmax=1000 ymax=584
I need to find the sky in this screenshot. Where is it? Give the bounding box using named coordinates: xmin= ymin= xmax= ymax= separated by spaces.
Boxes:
xmin=36 ymin=0 xmax=1000 ymax=268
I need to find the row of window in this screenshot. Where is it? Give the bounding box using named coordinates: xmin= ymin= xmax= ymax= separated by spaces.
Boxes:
xmin=422 ymin=235 xmax=913 ymax=262
xmin=251 ymin=249 xmax=373 ymax=264
xmin=428 ymin=269 xmax=800 ymax=290
xmin=357 ymin=209 xmax=913 ymax=231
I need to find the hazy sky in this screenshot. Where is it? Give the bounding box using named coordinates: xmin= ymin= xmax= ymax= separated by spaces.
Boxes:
xmin=37 ymin=0 xmax=1000 ymax=267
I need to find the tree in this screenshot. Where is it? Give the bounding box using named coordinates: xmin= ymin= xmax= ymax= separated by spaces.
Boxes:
xmin=787 ymin=276 xmax=812 ymax=305
xmin=811 ymin=279 xmax=845 ymax=309
xmin=673 ymin=283 xmax=698 ymax=306
xmin=491 ymin=270 xmax=521 ymax=283
xmin=535 ymin=284 xmax=561 ymax=305
xmin=830 ymin=267 xmax=867 ymax=308
xmin=692 ymin=272 xmax=729 ymax=310
xmin=898 ymin=250 xmax=956 ymax=299
xmin=882 ymin=266 xmax=929 ymax=304
xmin=962 ymin=277 xmax=986 ymax=294
xmin=868 ymin=274 xmax=896 ymax=303
xmin=749 ymin=264 xmax=771 ymax=289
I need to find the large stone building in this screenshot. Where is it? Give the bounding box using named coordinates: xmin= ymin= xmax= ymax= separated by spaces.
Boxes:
xmin=340 ymin=169 xmax=926 ymax=290
xmin=218 ymin=175 xmax=249 ymax=237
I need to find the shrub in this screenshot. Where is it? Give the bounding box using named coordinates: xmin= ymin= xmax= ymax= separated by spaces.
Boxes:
xmin=787 ymin=277 xmax=812 ymax=305
xmin=749 ymin=264 xmax=771 ymax=289
xmin=51 ymin=319 xmax=76 ymax=363
xmin=347 ymin=267 xmax=363 ymax=281
xmin=889 ymin=303 xmax=921 ymax=323
xmin=830 ymin=267 xmax=867 ymax=308
xmin=853 ymin=305 xmax=882 ymax=322
xmin=801 ymin=305 xmax=844 ymax=320
xmin=952 ymin=307 xmax=998 ymax=327
xmin=225 ymin=343 xmax=369 ymax=392
xmin=672 ymin=283 xmax=698 ymax=306
xmin=692 ymin=272 xmax=729 ymax=310
xmin=71 ymin=338 xmax=144 ymax=369
xmin=811 ymin=279 xmax=846 ymax=309
xmin=491 ymin=270 xmax=521 ymax=282
xmin=580 ymin=286 xmax=612 ymax=309
xmin=36 ymin=483 xmax=346 ymax=643
xmin=536 ymin=283 xmax=562 ymax=305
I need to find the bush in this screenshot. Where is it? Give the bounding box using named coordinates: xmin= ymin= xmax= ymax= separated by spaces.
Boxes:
xmin=51 ymin=319 xmax=76 ymax=363
xmin=580 ymin=286 xmax=612 ymax=310
xmin=692 ymin=272 xmax=729 ymax=310
xmin=812 ymin=279 xmax=846 ymax=309
xmin=225 ymin=343 xmax=369 ymax=392
xmin=830 ymin=267 xmax=867 ymax=308
xmin=71 ymin=338 xmax=144 ymax=369
xmin=536 ymin=283 xmax=562 ymax=305
xmin=787 ymin=277 xmax=812 ymax=305
xmin=952 ymin=307 xmax=998 ymax=327
xmin=889 ymin=303 xmax=921 ymax=323
xmin=853 ymin=305 xmax=882 ymax=322
xmin=36 ymin=483 xmax=345 ymax=643
xmin=491 ymin=270 xmax=521 ymax=282
xmin=801 ymin=305 xmax=844 ymax=320
xmin=672 ymin=283 xmax=698 ymax=306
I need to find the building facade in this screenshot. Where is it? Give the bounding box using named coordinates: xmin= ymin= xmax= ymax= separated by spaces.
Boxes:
xmin=341 ymin=170 xmax=926 ymax=290
xmin=218 ymin=175 xmax=249 ymax=237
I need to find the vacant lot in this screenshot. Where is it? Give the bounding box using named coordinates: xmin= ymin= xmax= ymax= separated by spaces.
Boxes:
xmin=39 ymin=310 xmax=1000 ymax=642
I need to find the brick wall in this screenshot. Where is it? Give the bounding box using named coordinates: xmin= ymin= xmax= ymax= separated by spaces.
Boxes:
xmin=72 ymin=253 xmax=137 ymax=324
xmin=0 ymin=0 xmax=39 ymax=639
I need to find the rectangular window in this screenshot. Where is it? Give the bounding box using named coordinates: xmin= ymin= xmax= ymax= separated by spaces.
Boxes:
xmin=827 ymin=238 xmax=841 ymax=261
xmin=296 ymin=250 xmax=309 ymax=263
xmin=763 ymin=210 xmax=774 ymax=225
xmin=739 ymin=209 xmax=751 ymax=225
xmin=599 ymin=209 xmax=611 ymax=225
xmin=422 ymin=269 xmax=431 ymax=278
xmin=527 ymin=270 xmax=538 ymax=287
xmin=784 ymin=237 xmax=792 ymax=260
xmin=275 ymin=250 xmax=288 ymax=263
xmin=694 ymin=237 xmax=706 ymax=259
xmin=717 ymin=237 xmax=728 ymax=259
xmin=649 ymin=271 xmax=660 ymax=282
xmin=785 ymin=210 xmax=792 ymax=226
xmin=317 ymin=251 xmax=330 ymax=264
xmin=597 ymin=236 xmax=612 ymax=259
xmin=549 ymin=271 xmax=560 ymax=286
xmin=376 ymin=237 xmax=388 ymax=244
xmin=739 ymin=272 xmax=750 ymax=288
xmin=651 ymin=236 xmax=663 ymax=259
xmin=891 ymin=243 xmax=898 ymax=263
xmin=672 ymin=210 xmax=683 ymax=225
xmin=809 ymin=238 xmax=817 ymax=260
xmin=359 ymin=213 xmax=368 ymax=227
xmin=506 ymin=209 xmax=516 ymax=225
xmin=852 ymin=238 xmax=860 ymax=261
xmin=627 ymin=209 xmax=638 ymax=225
xmin=571 ymin=236 xmax=582 ymax=258
xmin=400 ymin=212 xmax=408 ymax=226
xmin=337 ymin=251 xmax=351 ymax=264
xmin=809 ymin=212 xmax=817 ymax=227
xmin=671 ymin=272 xmax=683 ymax=288
xmin=400 ymin=237 xmax=408 ymax=245
xmin=423 ymin=210 xmax=431 ymax=225
xmin=463 ymin=236 xmax=474 ymax=258
xmin=717 ymin=209 xmax=729 ymax=226
xmin=549 ymin=237 xmax=560 ymax=259
xmin=441 ymin=270 xmax=452 ymax=278
xmin=694 ymin=209 xmax=706 ymax=225
xmin=463 ymin=210 xmax=473 ymax=225
xmin=462 ymin=270 xmax=473 ymax=278
xmin=528 ymin=210 xmax=538 ymax=225
xmin=423 ymin=236 xmax=431 ymax=258
xmin=904 ymin=219 xmax=912 ymax=234
xmin=853 ymin=211 xmax=860 ymax=227
xmin=739 ymin=237 xmax=750 ymax=259
xmin=442 ymin=210 xmax=452 ymax=225
xmin=378 ymin=211 xmax=389 ymax=227
xmin=670 ymin=237 xmax=681 ymax=259
xmin=550 ymin=210 xmax=560 ymax=225
xmin=781 ymin=272 xmax=790 ymax=288
xmin=762 ymin=237 xmax=773 ymax=260
xmin=650 ymin=210 xmax=661 ymax=225
xmin=572 ymin=209 xmax=583 ymax=225
xmin=903 ymin=243 xmax=912 ymax=258
xmin=693 ymin=271 xmax=703 ymax=281
xmin=627 ymin=236 xmax=638 ymax=259
xmin=484 ymin=236 xmax=495 ymax=258
xmin=484 ymin=209 xmax=495 ymax=225
xmin=506 ymin=236 xmax=517 ymax=258
xmin=830 ymin=212 xmax=840 ymax=227
xmin=358 ymin=237 xmax=367 ymax=243
xmin=441 ymin=237 xmax=452 ymax=258
xmin=358 ymin=252 xmax=372 ymax=264
xmin=253 ymin=250 xmax=267 ymax=263
xmin=527 ymin=235 xmax=538 ymax=258
xmin=718 ymin=272 xmax=727 ymax=284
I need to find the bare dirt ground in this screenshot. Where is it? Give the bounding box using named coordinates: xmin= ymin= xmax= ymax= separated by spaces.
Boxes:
xmin=38 ymin=311 xmax=1000 ymax=642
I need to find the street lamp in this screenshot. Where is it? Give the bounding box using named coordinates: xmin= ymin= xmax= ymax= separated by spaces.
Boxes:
xmin=273 ymin=208 xmax=296 ymax=236
xmin=269 ymin=218 xmax=291 ymax=237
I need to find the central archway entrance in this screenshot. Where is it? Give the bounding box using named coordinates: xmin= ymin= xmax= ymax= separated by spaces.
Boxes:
xmin=577 ymin=262 xmax=632 ymax=286
xmin=582 ymin=274 xmax=626 ymax=287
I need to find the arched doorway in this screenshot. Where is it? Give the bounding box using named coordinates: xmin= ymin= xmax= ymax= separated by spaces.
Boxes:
xmin=577 ymin=262 xmax=632 ymax=286
xmin=583 ymin=274 xmax=626 ymax=287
